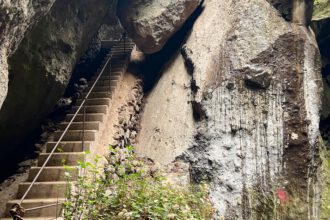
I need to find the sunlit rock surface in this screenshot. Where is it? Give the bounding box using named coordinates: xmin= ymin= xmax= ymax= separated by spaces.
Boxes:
xmin=117 ymin=0 xmax=202 ymax=54
xmin=136 ymin=0 xmax=322 ymax=218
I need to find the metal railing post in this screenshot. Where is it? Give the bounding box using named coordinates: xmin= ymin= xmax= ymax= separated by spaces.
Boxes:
xmin=123 ymin=32 xmax=126 ymax=58
xmin=109 ymin=55 xmax=112 ymax=95
xmin=82 ymin=102 xmax=86 ymax=152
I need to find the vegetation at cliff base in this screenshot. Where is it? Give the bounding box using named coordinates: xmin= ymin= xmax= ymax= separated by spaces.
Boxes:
xmin=62 ymin=146 xmax=214 ymax=220
xmin=320 ymin=138 xmax=330 ymax=219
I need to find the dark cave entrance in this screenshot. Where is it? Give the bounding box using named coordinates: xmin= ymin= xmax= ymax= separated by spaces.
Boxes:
xmin=314 ymin=17 xmax=330 ymax=147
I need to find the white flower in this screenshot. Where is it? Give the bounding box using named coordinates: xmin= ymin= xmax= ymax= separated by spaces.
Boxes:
xmin=64 ymin=172 xmax=71 ymax=178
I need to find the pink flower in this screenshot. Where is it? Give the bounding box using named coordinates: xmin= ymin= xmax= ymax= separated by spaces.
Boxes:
xmin=276 ymin=189 xmax=287 ymax=203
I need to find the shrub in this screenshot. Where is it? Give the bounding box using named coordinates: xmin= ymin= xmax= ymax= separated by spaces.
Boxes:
xmin=320 ymin=137 xmax=330 ymax=219
xmin=62 ymin=146 xmax=214 ymax=220
xmin=249 ymin=184 xmax=309 ymax=220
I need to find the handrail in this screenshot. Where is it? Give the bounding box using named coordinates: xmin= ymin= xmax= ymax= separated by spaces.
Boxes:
xmin=11 ymin=32 xmax=129 ymax=219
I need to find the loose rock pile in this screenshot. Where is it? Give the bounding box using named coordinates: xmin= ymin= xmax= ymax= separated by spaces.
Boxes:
xmin=112 ymin=80 xmax=144 ymax=148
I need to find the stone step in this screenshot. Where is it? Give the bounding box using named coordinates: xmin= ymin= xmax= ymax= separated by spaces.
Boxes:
xmin=28 ymin=166 xmax=78 ymax=182
xmin=110 ymin=51 xmax=131 ymax=55
xmin=46 ymin=142 xmax=91 ymax=153
xmin=111 ymin=46 xmax=134 ymax=50
xmin=115 ymin=42 xmax=134 ymax=44
xmin=82 ymin=91 xmax=111 ymax=99
xmin=97 ymin=68 xmax=123 ymax=74
xmin=88 ymin=79 xmax=118 ymax=87
xmin=112 ymin=44 xmax=135 ymax=47
xmin=108 ymin=56 xmax=127 ymax=61
xmin=38 ymin=153 xmax=85 ymax=166
xmin=5 ymin=198 xmax=64 ymax=217
xmin=112 ymin=43 xmax=134 ymax=47
xmin=17 ymin=182 xmax=67 ymax=199
xmin=91 ymin=85 xmax=116 ymax=93
xmin=96 ymin=61 xmax=123 ymax=68
xmin=1 ymin=217 xmax=64 ymax=220
xmin=1 ymin=40 xmax=133 ymax=220
xmin=86 ymin=83 xmax=117 ymax=93
xmin=103 ymin=61 xmax=124 ymax=66
xmin=110 ymin=54 xmax=129 ymax=58
xmin=53 ymin=130 xmax=97 ymax=142
xmin=64 ymin=113 xmax=105 ymax=122
xmin=59 ymin=121 xmax=101 ymax=130
xmin=76 ymin=98 xmax=111 ymax=106
xmin=91 ymin=73 xmax=121 ymax=81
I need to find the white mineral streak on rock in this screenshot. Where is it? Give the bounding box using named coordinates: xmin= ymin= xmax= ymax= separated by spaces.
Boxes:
xmin=301 ymin=26 xmax=322 ymax=219
xmin=302 ymin=27 xmax=322 ymax=147
xmin=0 ymin=49 xmax=8 ymax=110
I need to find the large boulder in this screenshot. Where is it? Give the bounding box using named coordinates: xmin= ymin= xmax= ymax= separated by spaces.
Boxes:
xmin=136 ymin=0 xmax=322 ymax=218
xmin=117 ymin=0 xmax=202 ymax=54
xmin=0 ymin=0 xmax=56 ymax=109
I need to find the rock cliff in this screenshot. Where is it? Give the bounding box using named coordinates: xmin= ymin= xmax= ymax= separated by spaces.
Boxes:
xmin=0 ymin=0 xmax=55 ymax=109
xmin=0 ymin=0 xmax=120 ymax=170
xmin=0 ymin=0 xmax=325 ymax=218
xmin=131 ymin=0 xmax=322 ymax=218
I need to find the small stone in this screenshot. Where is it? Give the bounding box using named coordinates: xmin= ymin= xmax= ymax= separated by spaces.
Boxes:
xmin=243 ymin=67 xmax=272 ymax=90
xmin=226 ymin=82 xmax=235 ymax=90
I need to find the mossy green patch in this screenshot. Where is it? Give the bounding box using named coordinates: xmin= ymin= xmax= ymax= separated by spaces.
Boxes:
xmin=313 ymin=0 xmax=330 ymax=20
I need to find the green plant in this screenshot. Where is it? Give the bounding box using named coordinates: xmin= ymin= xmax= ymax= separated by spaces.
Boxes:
xmin=62 ymin=146 xmax=214 ymax=220
xmin=249 ymin=184 xmax=308 ymax=220
xmin=320 ymin=137 xmax=330 ymax=219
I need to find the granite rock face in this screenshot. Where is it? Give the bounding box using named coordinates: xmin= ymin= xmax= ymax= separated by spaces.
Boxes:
xmin=0 ymin=0 xmax=55 ymax=109
xmin=117 ymin=0 xmax=202 ymax=54
xmin=136 ymin=0 xmax=322 ymax=218
xmin=0 ymin=0 xmax=115 ymax=165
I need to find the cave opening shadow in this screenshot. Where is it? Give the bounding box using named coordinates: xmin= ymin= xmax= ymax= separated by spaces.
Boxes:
xmin=0 ymin=48 xmax=110 ymax=183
